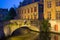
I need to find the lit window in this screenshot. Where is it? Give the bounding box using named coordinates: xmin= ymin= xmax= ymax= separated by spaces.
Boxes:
xmin=28 ymin=16 xmax=29 ymax=20
xmin=34 ymin=7 xmax=37 ymax=12
xmin=47 ymin=1 xmax=51 ymax=8
xmin=31 ymin=8 xmax=33 ymax=13
xmin=56 ymin=11 xmax=60 ymax=20
xmin=34 ymin=13 xmax=37 ymax=19
xmin=34 ymin=15 xmax=36 ymax=19
xmin=47 ymin=12 xmax=51 ymax=20
xmin=28 ymin=8 xmax=29 ymax=13
xmin=31 ymin=15 xmax=32 ymax=19
xmin=25 ymin=16 xmax=26 ymax=19
xmin=56 ymin=0 xmax=60 ymax=6
xmin=25 ymin=9 xmax=26 ymax=13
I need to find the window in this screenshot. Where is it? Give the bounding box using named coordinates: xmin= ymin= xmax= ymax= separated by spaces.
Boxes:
xmin=56 ymin=0 xmax=60 ymax=6
xmin=56 ymin=11 xmax=60 ymax=20
xmin=47 ymin=1 xmax=51 ymax=8
xmin=31 ymin=15 xmax=32 ymax=19
xmin=34 ymin=7 xmax=37 ymax=12
xmin=34 ymin=13 xmax=37 ymax=19
xmin=47 ymin=12 xmax=51 ymax=20
xmin=28 ymin=8 xmax=29 ymax=13
xmin=25 ymin=9 xmax=26 ymax=13
xmin=28 ymin=16 xmax=29 ymax=20
xmin=34 ymin=15 xmax=36 ymax=19
xmin=21 ymin=10 xmax=23 ymax=14
xmin=25 ymin=16 xmax=26 ymax=19
xmin=31 ymin=8 xmax=33 ymax=13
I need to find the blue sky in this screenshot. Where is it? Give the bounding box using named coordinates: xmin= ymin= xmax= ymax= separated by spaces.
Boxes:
xmin=0 ymin=0 xmax=23 ymax=9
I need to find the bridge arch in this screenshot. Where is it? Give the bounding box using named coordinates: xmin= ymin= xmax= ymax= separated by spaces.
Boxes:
xmin=4 ymin=25 xmax=39 ymax=36
xmin=4 ymin=20 xmax=40 ymax=36
xmin=10 ymin=25 xmax=39 ymax=35
xmin=11 ymin=26 xmax=32 ymax=36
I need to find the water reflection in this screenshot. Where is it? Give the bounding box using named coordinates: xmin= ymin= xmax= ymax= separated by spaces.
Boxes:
xmin=40 ymin=32 xmax=60 ymax=40
xmin=1 ymin=31 xmax=60 ymax=40
xmin=40 ymin=32 xmax=51 ymax=40
xmin=51 ymin=33 xmax=59 ymax=40
xmin=54 ymin=35 xmax=58 ymax=40
xmin=1 ymin=32 xmax=60 ymax=40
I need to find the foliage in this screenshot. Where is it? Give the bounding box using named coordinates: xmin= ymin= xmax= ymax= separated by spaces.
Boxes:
xmin=40 ymin=19 xmax=51 ymax=32
xmin=3 ymin=7 xmax=16 ymax=21
xmin=40 ymin=20 xmax=51 ymax=40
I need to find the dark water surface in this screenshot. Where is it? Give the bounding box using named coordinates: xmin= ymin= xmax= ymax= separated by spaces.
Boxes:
xmin=1 ymin=32 xmax=60 ymax=40
xmin=0 ymin=30 xmax=60 ymax=40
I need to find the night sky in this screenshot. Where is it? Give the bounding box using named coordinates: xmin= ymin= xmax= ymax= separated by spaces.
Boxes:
xmin=0 ymin=0 xmax=23 ymax=9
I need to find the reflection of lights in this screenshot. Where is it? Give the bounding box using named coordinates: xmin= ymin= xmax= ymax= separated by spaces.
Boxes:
xmin=54 ymin=35 xmax=58 ymax=40
xmin=4 ymin=26 xmax=10 ymax=36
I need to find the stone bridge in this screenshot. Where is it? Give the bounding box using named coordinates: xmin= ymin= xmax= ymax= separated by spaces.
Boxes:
xmin=4 ymin=20 xmax=40 ymax=36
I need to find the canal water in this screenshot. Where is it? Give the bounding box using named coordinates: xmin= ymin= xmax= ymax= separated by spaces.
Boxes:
xmin=0 ymin=28 xmax=60 ymax=40
xmin=51 ymin=33 xmax=60 ymax=40
xmin=4 ymin=32 xmax=60 ymax=40
xmin=39 ymin=33 xmax=60 ymax=40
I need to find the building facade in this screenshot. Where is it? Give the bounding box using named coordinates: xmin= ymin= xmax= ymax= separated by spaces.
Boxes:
xmin=44 ymin=0 xmax=60 ymax=33
xmin=17 ymin=1 xmax=43 ymax=20
xmin=44 ymin=0 xmax=60 ymax=20
xmin=17 ymin=0 xmax=60 ymax=33
xmin=19 ymin=0 xmax=60 ymax=20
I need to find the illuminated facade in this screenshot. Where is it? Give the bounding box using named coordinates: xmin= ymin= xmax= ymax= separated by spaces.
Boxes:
xmin=44 ymin=0 xmax=60 ymax=33
xmin=17 ymin=2 xmax=43 ymax=20
xmin=18 ymin=0 xmax=60 ymax=20
xmin=17 ymin=0 xmax=60 ymax=33
xmin=44 ymin=0 xmax=60 ymax=20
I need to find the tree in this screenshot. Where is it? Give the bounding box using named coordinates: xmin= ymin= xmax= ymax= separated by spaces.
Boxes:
xmin=3 ymin=7 xmax=16 ymax=21
xmin=39 ymin=19 xmax=51 ymax=40
xmin=18 ymin=2 xmax=22 ymax=8
xmin=40 ymin=20 xmax=51 ymax=32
